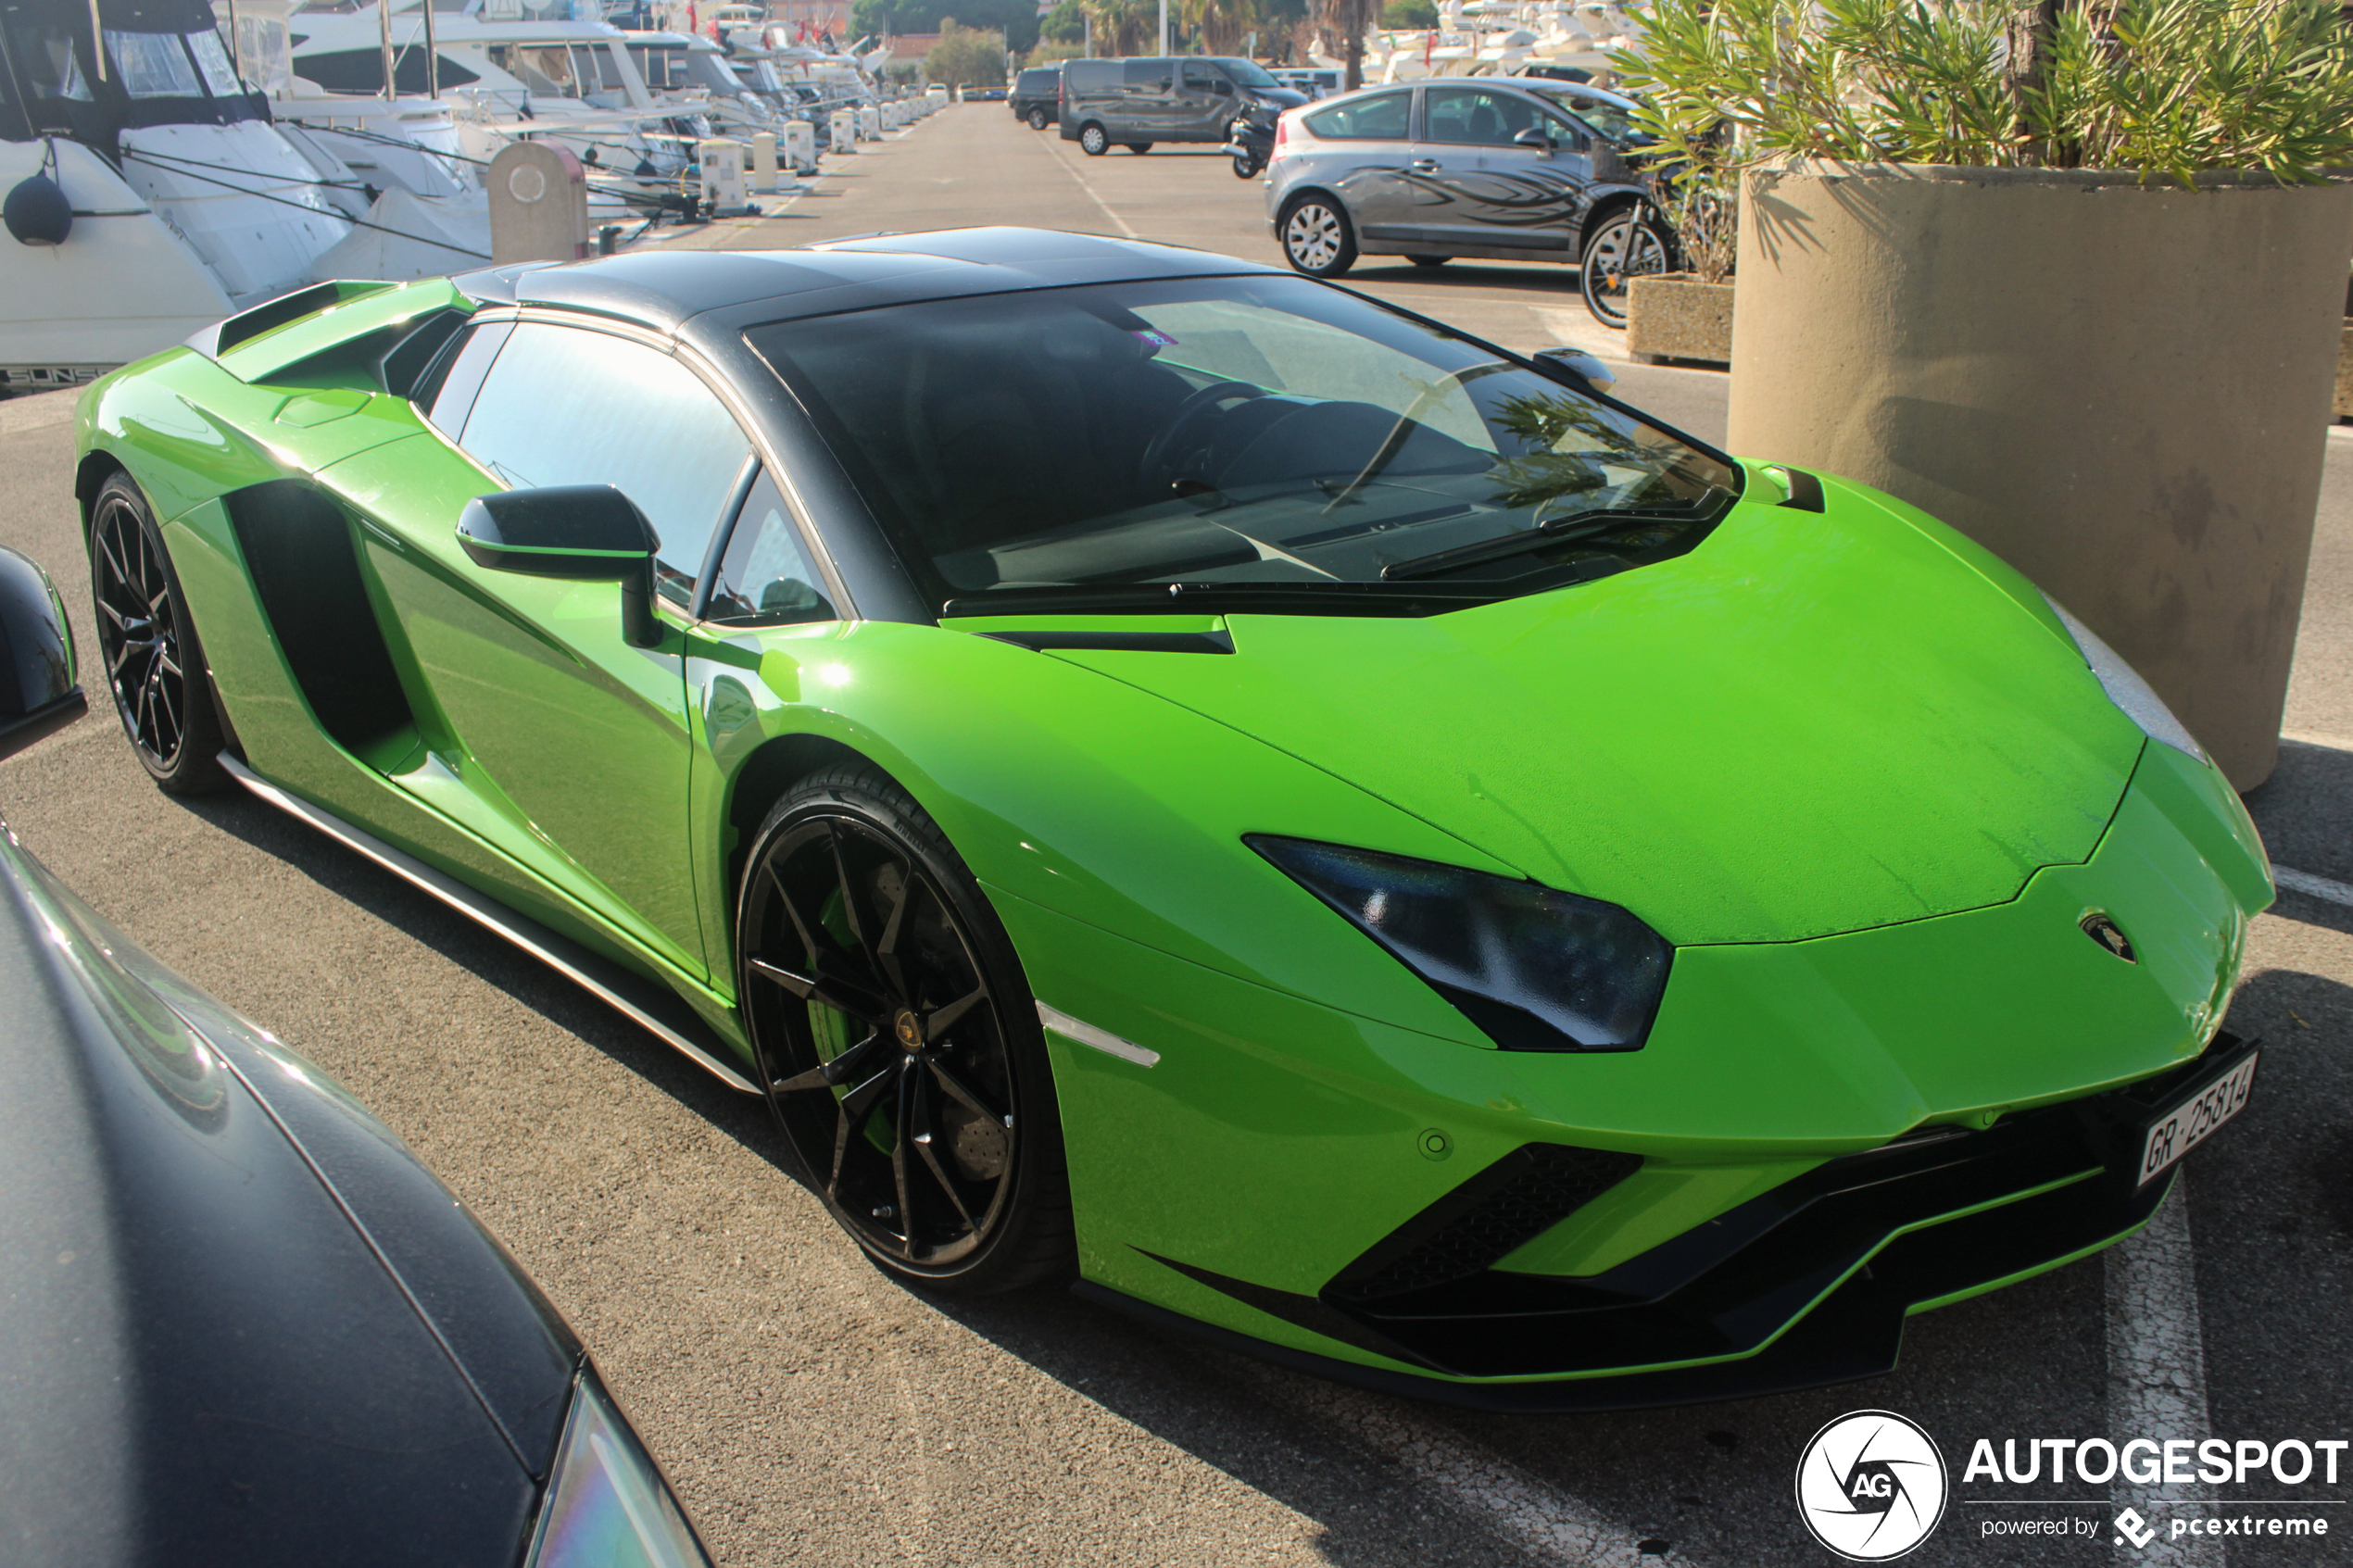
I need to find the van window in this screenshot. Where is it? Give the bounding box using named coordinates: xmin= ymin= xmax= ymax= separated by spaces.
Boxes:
xmin=1063 ymin=59 xmax=1117 ymax=93
xmin=1124 ymin=58 xmax=1170 ymax=89
xmin=1303 ymin=90 xmax=1409 ymax=141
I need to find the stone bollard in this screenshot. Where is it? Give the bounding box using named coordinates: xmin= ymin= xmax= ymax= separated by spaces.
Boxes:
xmin=859 ymin=103 xmax=881 ymax=140
xmin=783 ymin=119 xmax=815 ymax=173
xmin=749 ymin=132 xmax=778 ymax=192
xmin=487 ymin=141 xmax=587 ymax=266
xmin=828 ymin=108 xmax=856 ymax=152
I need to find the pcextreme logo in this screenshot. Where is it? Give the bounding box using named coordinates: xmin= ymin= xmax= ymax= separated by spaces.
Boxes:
xmin=1794 ymin=1411 xmax=1951 ymax=1561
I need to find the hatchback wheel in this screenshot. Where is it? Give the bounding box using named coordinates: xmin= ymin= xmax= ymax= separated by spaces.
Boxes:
xmin=1280 ymin=194 xmax=1357 ymax=279
xmin=1078 ymin=121 xmax=1108 ymax=156
xmin=1026 ymin=106 xmax=1049 ymax=130
xmin=88 ymin=472 xmax=227 ymax=795
xmin=738 ymin=763 xmax=1075 ymax=1295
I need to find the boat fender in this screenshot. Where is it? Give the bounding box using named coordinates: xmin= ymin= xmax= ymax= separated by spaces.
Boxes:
xmin=4 ymin=172 xmax=70 ymax=246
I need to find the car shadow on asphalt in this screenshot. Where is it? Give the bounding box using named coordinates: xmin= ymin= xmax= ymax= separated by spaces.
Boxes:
xmin=171 ymin=787 xmax=794 ymax=1172
xmin=2243 ymin=736 xmax=2353 ymax=894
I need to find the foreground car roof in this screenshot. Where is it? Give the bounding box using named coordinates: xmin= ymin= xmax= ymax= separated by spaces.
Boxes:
xmin=456 ymin=227 xmax=1279 ymax=334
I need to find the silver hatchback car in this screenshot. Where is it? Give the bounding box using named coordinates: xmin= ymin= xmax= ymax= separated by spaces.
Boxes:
xmin=1262 ymin=78 xmax=1667 ymax=316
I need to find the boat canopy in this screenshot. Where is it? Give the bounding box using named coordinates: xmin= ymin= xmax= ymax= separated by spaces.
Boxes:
xmin=0 ymin=0 xmax=267 ymax=145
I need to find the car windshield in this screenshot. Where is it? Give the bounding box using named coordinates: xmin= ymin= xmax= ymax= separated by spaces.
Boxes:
xmin=747 ymin=275 xmax=1734 ymax=613
xmin=1529 ymin=84 xmax=1649 ymax=144
xmin=1215 ymin=56 xmax=1281 ymax=89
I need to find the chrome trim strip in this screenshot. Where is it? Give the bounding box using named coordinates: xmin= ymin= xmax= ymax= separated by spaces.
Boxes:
xmin=1037 ymin=1001 xmax=1159 ymax=1067
xmin=219 ymin=753 xmax=761 ymax=1096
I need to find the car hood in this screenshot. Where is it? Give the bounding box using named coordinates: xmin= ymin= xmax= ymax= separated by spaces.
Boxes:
xmin=1038 ymin=482 xmax=2145 ymax=946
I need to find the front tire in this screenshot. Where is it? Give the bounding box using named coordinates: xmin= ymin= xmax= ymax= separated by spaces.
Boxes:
xmin=1078 ymin=121 xmax=1109 ymax=156
xmin=1026 ymin=106 xmax=1049 ymax=131
xmin=88 ymin=472 xmax=227 ymax=795
xmin=1279 ymin=193 xmax=1357 ymax=278
xmin=1406 ymin=253 xmax=1450 ymax=268
xmin=1580 ymin=208 xmax=1668 ymax=329
xmin=736 ymin=763 xmax=1075 ymax=1295
xmin=1125 ymin=142 xmax=1152 ymax=154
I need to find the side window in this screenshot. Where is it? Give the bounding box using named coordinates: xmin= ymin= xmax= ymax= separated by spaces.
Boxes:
xmin=458 ymin=324 xmax=754 ymax=608
xmin=1302 ymin=90 xmax=1408 ymax=141
xmin=705 ymin=469 xmax=835 ymax=627
xmin=1182 ymin=63 xmax=1219 ymax=94
xmin=1124 ymin=58 xmax=1169 ymax=92
xmin=418 ymin=320 xmax=512 ymax=440
xmin=1424 ymin=87 xmax=1529 ymax=145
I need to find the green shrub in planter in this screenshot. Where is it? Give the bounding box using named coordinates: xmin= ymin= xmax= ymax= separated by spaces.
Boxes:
xmin=1612 ymin=0 xmax=2353 ymax=788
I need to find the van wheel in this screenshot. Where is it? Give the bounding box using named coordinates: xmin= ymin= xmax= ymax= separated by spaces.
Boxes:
xmin=1026 ymin=106 xmax=1049 ymax=130
xmin=1078 ymin=122 xmax=1109 ymax=156
xmin=1406 ymin=254 xmax=1450 ymax=268
xmin=1279 ymin=194 xmax=1356 ymax=279
xmin=1126 ymin=142 xmax=1152 ymax=154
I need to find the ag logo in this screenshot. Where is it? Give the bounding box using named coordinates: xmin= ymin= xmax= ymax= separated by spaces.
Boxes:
xmin=1794 ymin=1410 xmax=1948 ymax=1561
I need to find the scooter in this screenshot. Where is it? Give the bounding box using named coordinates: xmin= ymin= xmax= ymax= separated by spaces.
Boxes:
xmin=1225 ymin=113 xmax=1274 ymax=179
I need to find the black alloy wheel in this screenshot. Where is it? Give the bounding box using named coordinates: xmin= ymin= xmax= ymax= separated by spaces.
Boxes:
xmin=88 ymin=473 xmax=227 ymax=794
xmin=737 ymin=764 xmax=1073 ymax=1293
xmin=1078 ymin=121 xmax=1109 ymax=155
xmin=1280 ymin=194 xmax=1357 ymax=278
xmin=1026 ymin=106 xmax=1049 ymax=130
xmin=1406 ymin=254 xmax=1451 ymax=268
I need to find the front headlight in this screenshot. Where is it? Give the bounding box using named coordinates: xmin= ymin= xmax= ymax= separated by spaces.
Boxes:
xmin=525 ymin=1366 xmax=712 ymax=1568
xmin=2038 ymin=592 xmax=2208 ymax=765
xmin=1249 ymin=836 xmax=1671 ymax=1051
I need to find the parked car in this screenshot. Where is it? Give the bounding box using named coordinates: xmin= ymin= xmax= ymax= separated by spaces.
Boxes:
xmin=75 ymin=232 xmax=2271 ymax=1411
xmin=1262 ymin=76 xmax=1669 ymax=321
xmin=1271 ymin=66 xmax=1340 ymax=98
xmin=1012 ymin=64 xmax=1063 ymax=128
xmin=0 ymin=546 xmax=714 ymax=1566
xmin=1058 ymin=55 xmax=1307 ymax=155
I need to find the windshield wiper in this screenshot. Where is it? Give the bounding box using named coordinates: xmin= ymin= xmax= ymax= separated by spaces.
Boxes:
xmin=939 ymin=581 xmax=1498 ymax=621
xmin=1378 ymin=489 xmax=1729 ymax=582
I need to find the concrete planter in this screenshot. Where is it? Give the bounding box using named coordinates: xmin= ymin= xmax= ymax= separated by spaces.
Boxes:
xmin=1729 ymin=160 xmax=2353 ymax=788
xmin=1625 ymin=273 xmax=1734 ymax=365
xmin=2337 ymin=321 xmax=2353 ymax=419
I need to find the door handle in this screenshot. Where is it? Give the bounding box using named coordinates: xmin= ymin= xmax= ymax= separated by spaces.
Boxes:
xmin=1409 ymin=158 xmax=1440 ymax=173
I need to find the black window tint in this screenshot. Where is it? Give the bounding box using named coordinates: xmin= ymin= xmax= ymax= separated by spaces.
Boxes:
xmin=1124 ymin=59 xmax=1169 ymax=89
xmin=1064 ymin=60 xmax=1116 ymax=93
xmin=459 ymin=324 xmax=754 ymax=608
xmin=1304 ymin=90 xmax=1408 ymax=141
xmin=1424 ymin=87 xmax=1535 ymax=145
xmin=706 ymin=469 xmax=835 ymax=627
xmin=421 ymin=320 xmax=511 ymax=438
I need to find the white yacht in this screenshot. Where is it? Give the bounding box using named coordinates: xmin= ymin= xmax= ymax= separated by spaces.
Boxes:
xmin=0 ymin=0 xmax=352 ymax=389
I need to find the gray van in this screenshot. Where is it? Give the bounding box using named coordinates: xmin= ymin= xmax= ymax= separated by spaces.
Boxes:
xmin=1058 ymin=56 xmax=1306 ymax=156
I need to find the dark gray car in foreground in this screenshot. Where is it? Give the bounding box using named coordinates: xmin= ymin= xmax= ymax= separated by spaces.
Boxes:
xmin=0 ymin=545 xmax=711 ymax=1568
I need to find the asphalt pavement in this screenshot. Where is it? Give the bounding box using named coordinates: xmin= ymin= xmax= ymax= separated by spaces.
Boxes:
xmin=2 ymin=103 xmax=2350 ymax=1567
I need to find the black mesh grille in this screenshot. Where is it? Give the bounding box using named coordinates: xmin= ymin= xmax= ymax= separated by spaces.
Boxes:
xmin=1327 ymin=1144 xmax=1642 ymax=1303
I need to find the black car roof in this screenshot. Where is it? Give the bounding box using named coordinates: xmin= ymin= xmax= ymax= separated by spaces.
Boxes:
xmin=454 ymin=226 xmax=1278 ymax=335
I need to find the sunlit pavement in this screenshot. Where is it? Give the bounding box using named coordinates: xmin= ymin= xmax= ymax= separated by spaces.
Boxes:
xmin=0 ymin=106 xmax=2348 ymax=1566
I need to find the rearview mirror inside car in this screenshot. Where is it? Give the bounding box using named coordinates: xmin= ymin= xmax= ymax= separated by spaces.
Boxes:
xmin=0 ymin=545 xmax=85 ymax=763
xmin=457 ymin=486 xmax=663 ymax=648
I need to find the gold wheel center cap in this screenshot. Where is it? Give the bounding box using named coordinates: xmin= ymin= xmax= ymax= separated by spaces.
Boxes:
xmin=893 ymin=1009 xmax=923 ymax=1052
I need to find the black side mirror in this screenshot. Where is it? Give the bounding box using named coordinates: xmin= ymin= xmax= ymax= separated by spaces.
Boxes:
xmin=1531 ymin=345 xmax=1618 ymax=396
xmin=0 ymin=546 xmax=85 ymax=762
xmin=1513 ymin=125 xmax=1553 ymax=152
xmin=457 ymin=486 xmax=663 ymax=648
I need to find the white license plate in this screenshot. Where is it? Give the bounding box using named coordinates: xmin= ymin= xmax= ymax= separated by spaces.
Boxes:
xmin=2134 ymin=1048 xmax=2259 ymax=1186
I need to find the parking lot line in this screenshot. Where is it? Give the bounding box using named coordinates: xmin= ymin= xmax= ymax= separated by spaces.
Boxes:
xmin=1040 ymin=137 xmax=1139 ymax=239
xmin=2273 ymin=864 xmax=2353 ymax=908
xmin=2107 ymin=1177 xmax=2224 ymax=1564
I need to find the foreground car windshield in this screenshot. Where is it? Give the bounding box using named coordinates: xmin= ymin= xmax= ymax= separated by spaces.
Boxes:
xmin=748 ymin=275 xmax=1734 ymax=609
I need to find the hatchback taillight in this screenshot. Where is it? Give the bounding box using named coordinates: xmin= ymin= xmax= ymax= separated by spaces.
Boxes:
xmin=1270 ymin=113 xmax=1294 ymax=160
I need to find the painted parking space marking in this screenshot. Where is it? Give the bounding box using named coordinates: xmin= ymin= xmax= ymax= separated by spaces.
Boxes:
xmin=2108 ymin=1175 xmax=2224 ymax=1565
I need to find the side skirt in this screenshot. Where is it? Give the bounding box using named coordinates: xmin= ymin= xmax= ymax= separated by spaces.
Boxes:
xmin=220 ymin=753 xmax=761 ymax=1096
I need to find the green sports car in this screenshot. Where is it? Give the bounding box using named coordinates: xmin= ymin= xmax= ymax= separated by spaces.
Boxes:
xmin=73 ymin=228 xmax=2271 ymax=1410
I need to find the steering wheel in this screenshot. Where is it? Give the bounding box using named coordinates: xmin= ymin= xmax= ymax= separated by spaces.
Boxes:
xmin=1138 ymin=381 xmax=1268 ymax=492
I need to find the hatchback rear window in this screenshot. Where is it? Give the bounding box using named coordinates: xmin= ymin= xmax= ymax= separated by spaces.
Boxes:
xmin=1304 ymin=90 xmax=1409 ymax=140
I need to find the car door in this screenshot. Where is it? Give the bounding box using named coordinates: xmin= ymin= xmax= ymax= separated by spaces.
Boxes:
xmin=1412 ymin=85 xmax=1584 ymax=251
xmin=365 ymin=319 xmax=756 ymax=981
xmin=1120 ymin=57 xmax=1173 ymax=139
xmin=1178 ymin=60 xmax=1233 ymax=140
xmin=1298 ymin=88 xmax=1420 ymax=243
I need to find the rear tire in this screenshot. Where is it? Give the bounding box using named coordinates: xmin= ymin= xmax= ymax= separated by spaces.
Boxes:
xmin=1078 ymin=121 xmax=1109 ymax=155
xmin=1026 ymin=106 xmax=1049 ymax=131
xmin=87 ymin=472 xmax=227 ymax=796
xmin=1279 ymin=193 xmax=1357 ymax=279
xmin=1125 ymin=142 xmax=1152 ymax=154
xmin=736 ymin=762 xmax=1076 ymax=1296
xmin=1232 ymin=151 xmax=1262 ymax=178
xmin=1579 ymin=207 xmax=1668 ymax=329
xmin=1406 ymin=254 xmax=1450 ymax=268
